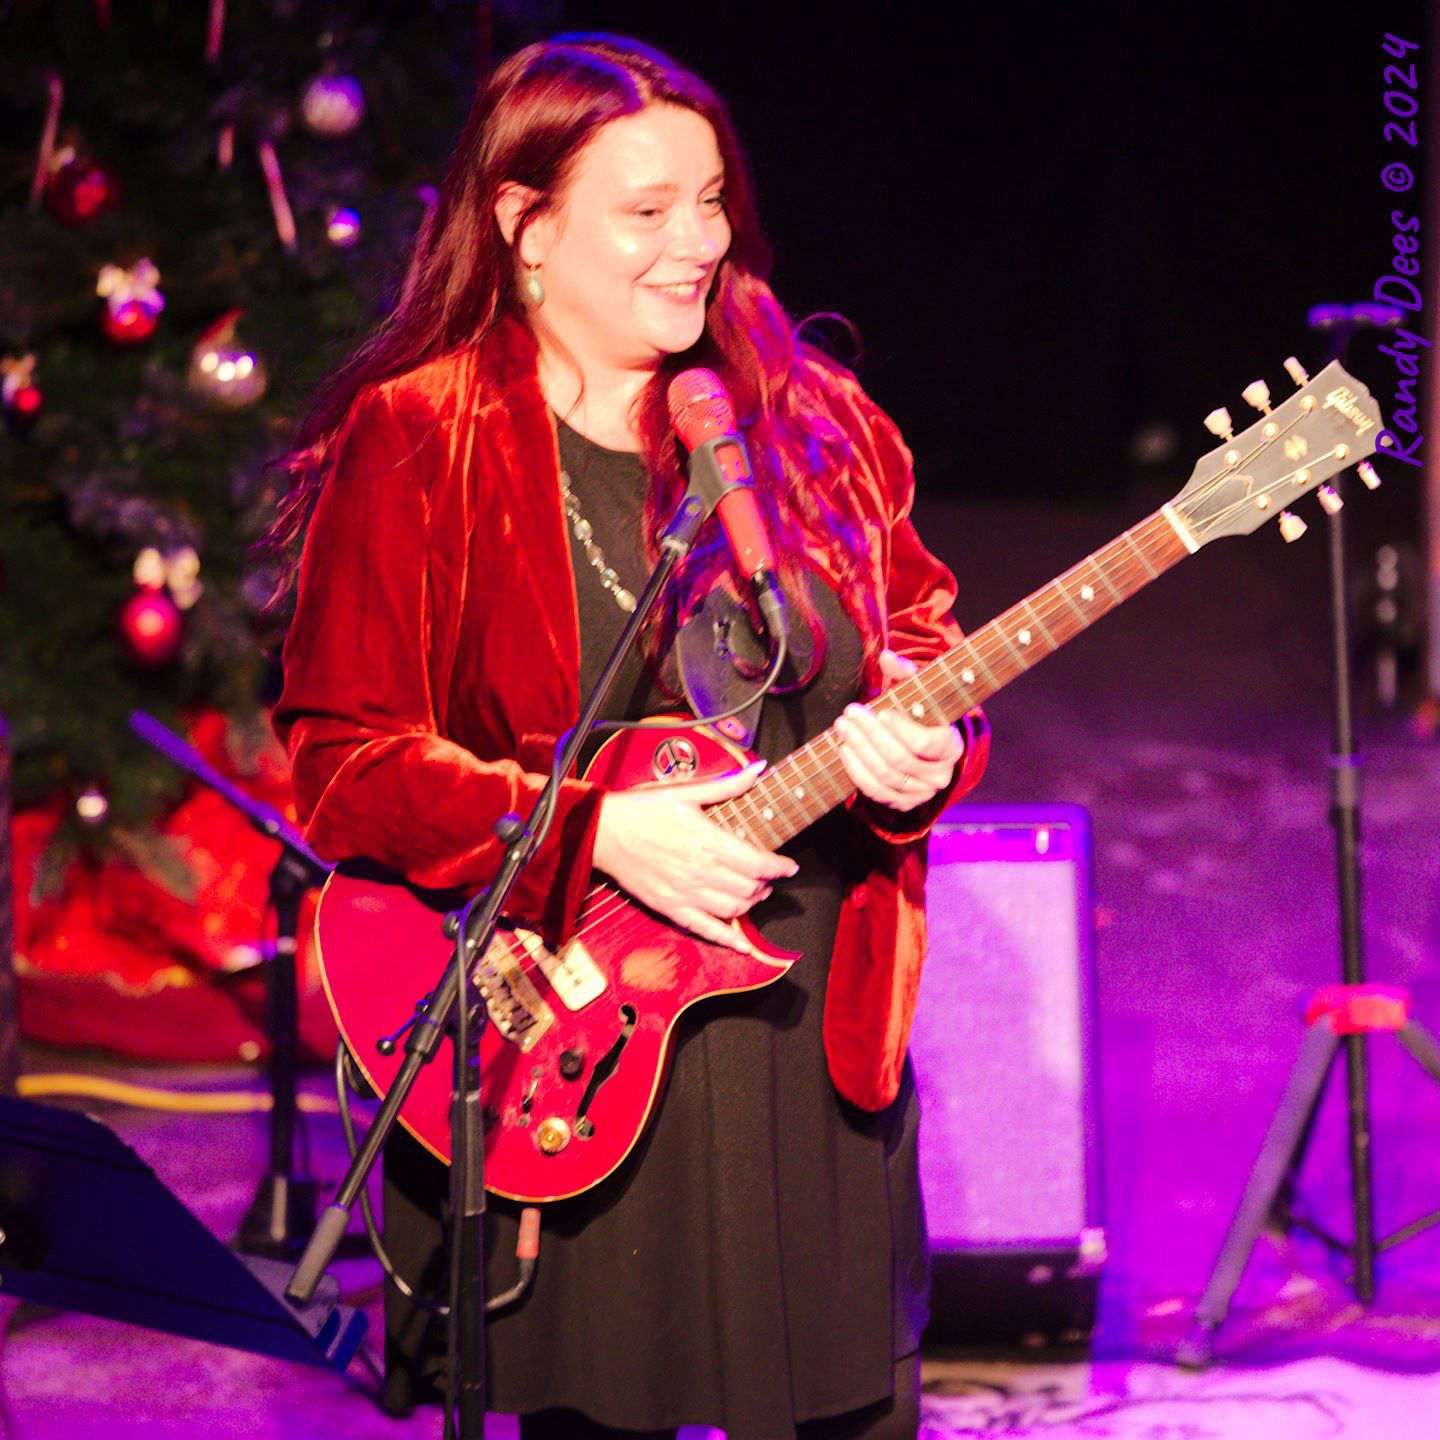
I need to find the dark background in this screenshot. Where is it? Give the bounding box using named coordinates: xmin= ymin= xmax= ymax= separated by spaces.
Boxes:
xmin=564 ymin=1 xmax=1428 ymax=511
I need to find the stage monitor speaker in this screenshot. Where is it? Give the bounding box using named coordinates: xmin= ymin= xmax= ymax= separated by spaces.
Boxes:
xmin=911 ymin=803 xmax=1104 ymax=1348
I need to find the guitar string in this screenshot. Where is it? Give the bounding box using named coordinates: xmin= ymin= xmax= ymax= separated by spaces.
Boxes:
xmin=730 ymin=519 xmax=1174 ymax=796
xmin=726 ymin=402 xmax=1370 ymax=853
xmin=553 ymin=439 xmax=1348 ymax=948
xmin=712 ymin=510 xmax=1199 ymax=845
xmin=886 ymin=431 xmax=1351 ymax=714
xmin=723 ymin=499 xmax=1240 ymax=845
xmin=1181 ymin=402 xmax=1360 ymax=542
xmin=628 ymin=514 xmax=1174 ymax=868
xmin=725 ymin=437 xmax=1342 ymax=850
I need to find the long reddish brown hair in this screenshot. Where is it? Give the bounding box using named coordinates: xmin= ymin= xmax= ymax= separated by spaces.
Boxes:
xmin=268 ymin=33 xmax=877 ymax=663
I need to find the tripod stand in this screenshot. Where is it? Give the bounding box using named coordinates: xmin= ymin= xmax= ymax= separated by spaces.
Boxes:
xmin=1178 ymin=314 xmax=1440 ymax=1367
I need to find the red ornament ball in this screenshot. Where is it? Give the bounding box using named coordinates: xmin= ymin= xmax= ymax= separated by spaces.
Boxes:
xmin=3 ymin=384 xmax=42 ymax=434
xmin=11 ymin=383 xmax=42 ymax=416
xmin=102 ymin=300 xmax=158 ymax=345
xmin=120 ymin=588 xmax=182 ymax=666
xmin=46 ymin=157 xmax=119 ymax=226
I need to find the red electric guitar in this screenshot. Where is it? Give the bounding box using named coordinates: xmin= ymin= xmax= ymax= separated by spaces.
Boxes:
xmin=316 ymin=359 xmax=1385 ymax=1202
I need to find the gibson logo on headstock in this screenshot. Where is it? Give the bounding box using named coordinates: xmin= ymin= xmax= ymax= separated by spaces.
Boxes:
xmin=1322 ymin=386 xmax=1377 ymax=437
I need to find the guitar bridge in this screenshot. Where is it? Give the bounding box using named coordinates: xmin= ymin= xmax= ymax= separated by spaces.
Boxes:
xmin=474 ymin=934 xmax=554 ymax=1051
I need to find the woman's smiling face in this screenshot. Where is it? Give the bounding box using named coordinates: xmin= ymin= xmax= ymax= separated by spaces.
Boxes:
xmin=519 ymin=103 xmax=732 ymax=370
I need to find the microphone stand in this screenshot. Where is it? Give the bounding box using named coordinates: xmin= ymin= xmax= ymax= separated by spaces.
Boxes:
xmin=128 ymin=712 xmax=333 ymax=1258
xmin=285 ymin=485 xmax=713 ymax=1440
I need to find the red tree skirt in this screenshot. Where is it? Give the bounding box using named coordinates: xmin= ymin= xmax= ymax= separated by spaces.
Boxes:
xmin=12 ymin=712 xmax=340 ymax=1063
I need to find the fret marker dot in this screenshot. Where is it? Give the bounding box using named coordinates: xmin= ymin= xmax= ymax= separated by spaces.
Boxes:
xmin=911 ymin=703 xmax=925 ymax=719
xmin=961 ymin=668 xmax=974 ymax=684
xmin=794 ymin=786 xmax=805 ymax=798
xmin=1080 ymin=585 xmax=1095 ymax=601
xmin=736 ymin=827 xmax=747 ymax=838
xmin=762 ymin=807 xmax=774 ymax=821
xmin=1018 ymin=628 xmax=1032 ymax=645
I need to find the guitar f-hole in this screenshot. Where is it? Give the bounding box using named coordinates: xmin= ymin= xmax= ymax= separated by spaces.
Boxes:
xmin=574 ymin=1005 xmax=637 ymax=1138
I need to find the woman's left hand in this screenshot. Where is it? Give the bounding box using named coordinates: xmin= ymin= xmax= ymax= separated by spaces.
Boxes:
xmin=835 ymin=648 xmax=965 ymax=812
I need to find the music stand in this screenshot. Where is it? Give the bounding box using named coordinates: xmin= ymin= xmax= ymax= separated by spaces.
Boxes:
xmin=0 ymin=1096 xmax=366 ymax=1370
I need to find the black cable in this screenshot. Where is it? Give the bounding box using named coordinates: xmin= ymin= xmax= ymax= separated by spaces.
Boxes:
xmin=333 ymin=1044 xmax=538 ymax=1321
xmin=333 ymin=1043 xmax=448 ymax=1315
xmin=601 ymin=618 xmax=788 ymax=735
xmin=540 ymin=625 xmax=789 ymax=823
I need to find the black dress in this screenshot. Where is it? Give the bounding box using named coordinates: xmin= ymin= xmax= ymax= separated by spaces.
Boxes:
xmin=381 ymin=421 xmax=928 ymax=1439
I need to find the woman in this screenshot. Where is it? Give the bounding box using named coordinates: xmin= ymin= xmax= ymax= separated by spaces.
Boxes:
xmin=273 ymin=33 xmax=989 ymax=1440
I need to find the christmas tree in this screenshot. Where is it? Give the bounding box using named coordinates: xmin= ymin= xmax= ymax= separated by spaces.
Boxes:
xmin=0 ymin=0 xmax=517 ymax=897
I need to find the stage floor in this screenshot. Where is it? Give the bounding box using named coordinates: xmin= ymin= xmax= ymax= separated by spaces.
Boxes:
xmin=4 ymin=493 xmax=1438 ymax=1437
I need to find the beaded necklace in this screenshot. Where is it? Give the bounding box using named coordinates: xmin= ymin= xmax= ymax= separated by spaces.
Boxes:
xmin=558 ymin=469 xmax=638 ymax=614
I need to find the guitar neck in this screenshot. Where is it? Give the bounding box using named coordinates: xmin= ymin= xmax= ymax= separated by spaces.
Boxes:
xmin=708 ymin=506 xmax=1193 ymax=850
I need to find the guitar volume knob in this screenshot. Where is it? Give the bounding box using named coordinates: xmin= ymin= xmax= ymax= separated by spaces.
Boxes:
xmin=536 ymin=1118 xmax=572 ymax=1155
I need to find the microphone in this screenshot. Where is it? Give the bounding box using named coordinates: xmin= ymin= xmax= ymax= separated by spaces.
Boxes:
xmin=667 ymin=369 xmax=774 ymax=576
xmin=666 ymin=369 xmax=787 ymax=638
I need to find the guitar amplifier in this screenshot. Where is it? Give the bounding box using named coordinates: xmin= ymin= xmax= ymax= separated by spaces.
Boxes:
xmin=912 ymin=803 xmax=1104 ymax=1348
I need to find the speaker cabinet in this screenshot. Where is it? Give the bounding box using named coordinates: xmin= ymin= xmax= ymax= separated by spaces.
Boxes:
xmin=912 ymin=804 xmax=1104 ymax=1348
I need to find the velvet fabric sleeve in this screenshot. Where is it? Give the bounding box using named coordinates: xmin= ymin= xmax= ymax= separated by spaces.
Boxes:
xmin=844 ymin=387 xmax=990 ymax=843
xmin=274 ymin=385 xmax=603 ymax=946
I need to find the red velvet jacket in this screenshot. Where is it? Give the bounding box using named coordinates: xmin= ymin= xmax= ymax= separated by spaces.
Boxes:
xmin=275 ymin=317 xmax=988 ymax=1111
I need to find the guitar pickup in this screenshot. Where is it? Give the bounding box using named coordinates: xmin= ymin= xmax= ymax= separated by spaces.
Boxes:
xmin=510 ymin=928 xmax=607 ymax=1012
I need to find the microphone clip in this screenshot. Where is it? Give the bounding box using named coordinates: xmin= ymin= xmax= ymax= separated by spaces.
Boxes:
xmin=681 ymin=433 xmax=756 ymax=514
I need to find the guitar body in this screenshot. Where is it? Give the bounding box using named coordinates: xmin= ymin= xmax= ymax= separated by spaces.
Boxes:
xmin=315 ymin=720 xmax=797 ymax=1202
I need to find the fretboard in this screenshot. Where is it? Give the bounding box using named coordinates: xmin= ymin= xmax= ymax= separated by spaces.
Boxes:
xmin=708 ymin=508 xmax=1191 ymax=850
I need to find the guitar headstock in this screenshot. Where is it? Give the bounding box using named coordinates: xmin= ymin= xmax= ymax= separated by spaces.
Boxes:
xmin=1168 ymin=360 xmax=1385 ymax=548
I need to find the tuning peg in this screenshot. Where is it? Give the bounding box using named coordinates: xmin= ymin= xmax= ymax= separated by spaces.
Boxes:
xmin=1278 ymin=511 xmax=1308 ymax=543
xmin=1204 ymin=407 xmax=1234 ymax=441
xmin=1317 ymin=484 xmax=1343 ymax=515
xmin=1357 ymin=460 xmax=1382 ymax=490
xmin=1242 ymin=380 xmax=1272 ymax=413
xmin=1284 ymin=356 xmax=1309 ymax=387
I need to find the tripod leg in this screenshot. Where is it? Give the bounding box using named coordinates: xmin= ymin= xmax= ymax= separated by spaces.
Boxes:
xmin=1177 ymin=1023 xmax=1339 ymax=1369
xmin=1397 ymin=1022 xmax=1440 ymax=1084
xmin=1272 ymin=1044 xmax=1340 ymax=1232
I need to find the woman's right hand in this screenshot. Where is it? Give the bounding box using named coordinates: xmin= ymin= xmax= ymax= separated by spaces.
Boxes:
xmin=592 ymin=761 xmax=798 ymax=952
